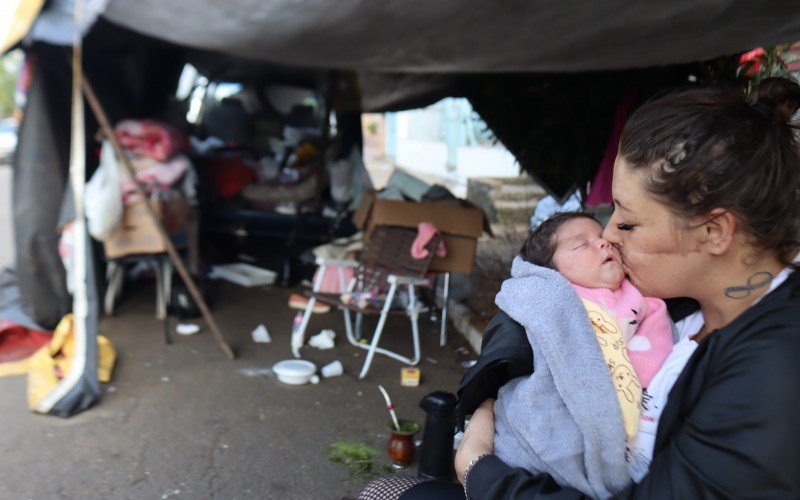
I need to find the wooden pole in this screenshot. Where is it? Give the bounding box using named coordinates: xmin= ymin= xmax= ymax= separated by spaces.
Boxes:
xmin=80 ymin=74 xmax=236 ymax=360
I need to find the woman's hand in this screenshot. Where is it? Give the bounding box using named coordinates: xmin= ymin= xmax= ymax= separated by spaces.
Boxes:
xmin=455 ymin=398 xmax=496 ymax=485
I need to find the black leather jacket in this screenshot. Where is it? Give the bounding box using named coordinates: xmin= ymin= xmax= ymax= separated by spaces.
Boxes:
xmin=458 ymin=272 xmax=800 ymax=499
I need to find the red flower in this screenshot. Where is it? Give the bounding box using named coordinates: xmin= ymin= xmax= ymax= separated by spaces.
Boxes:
xmin=739 ymin=48 xmax=766 ymax=77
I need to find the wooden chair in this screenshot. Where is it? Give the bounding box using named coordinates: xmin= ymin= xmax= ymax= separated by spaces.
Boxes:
xmin=293 ymin=225 xmax=440 ymax=379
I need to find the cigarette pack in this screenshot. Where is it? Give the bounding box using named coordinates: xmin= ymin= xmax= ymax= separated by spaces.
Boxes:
xmin=401 ymin=367 xmax=421 ymax=387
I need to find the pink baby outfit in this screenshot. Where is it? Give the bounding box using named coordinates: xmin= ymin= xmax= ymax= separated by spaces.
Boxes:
xmin=572 ymin=280 xmax=672 ymax=387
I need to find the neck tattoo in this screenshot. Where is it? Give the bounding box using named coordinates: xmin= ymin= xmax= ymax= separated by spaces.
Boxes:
xmin=724 ymin=271 xmax=774 ymax=300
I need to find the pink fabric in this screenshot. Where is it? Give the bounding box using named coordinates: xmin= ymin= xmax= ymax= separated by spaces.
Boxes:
xmin=313 ymin=265 xmax=355 ymax=294
xmin=572 ymin=280 xmax=673 ymax=387
xmin=585 ymin=91 xmax=637 ymax=207
xmin=121 ymin=154 xmax=192 ymax=205
xmin=115 ymin=120 xmax=188 ymax=162
xmin=411 ymin=222 xmax=447 ymax=259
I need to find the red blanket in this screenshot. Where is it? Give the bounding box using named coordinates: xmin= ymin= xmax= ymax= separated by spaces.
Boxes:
xmin=0 ymin=320 xmax=52 ymax=363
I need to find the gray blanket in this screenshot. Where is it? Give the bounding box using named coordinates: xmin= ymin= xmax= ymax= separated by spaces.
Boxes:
xmin=493 ymin=257 xmax=630 ymax=498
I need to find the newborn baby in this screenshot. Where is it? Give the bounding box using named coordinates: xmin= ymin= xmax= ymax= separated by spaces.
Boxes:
xmin=491 ymin=212 xmax=673 ymax=497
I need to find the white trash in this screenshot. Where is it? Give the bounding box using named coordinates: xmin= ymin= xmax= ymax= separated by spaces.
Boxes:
xmin=321 ymin=360 xmax=344 ymax=378
xmin=308 ymin=329 xmax=336 ymax=350
xmin=176 ymin=323 xmax=201 ymax=336
xmin=251 ymin=324 xmax=272 ymax=343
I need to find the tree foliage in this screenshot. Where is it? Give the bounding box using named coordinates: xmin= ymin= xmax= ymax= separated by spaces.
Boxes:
xmin=0 ymin=52 xmax=22 ymax=118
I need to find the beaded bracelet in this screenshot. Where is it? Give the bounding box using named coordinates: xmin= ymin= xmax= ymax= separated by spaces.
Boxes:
xmin=463 ymin=453 xmax=491 ymax=499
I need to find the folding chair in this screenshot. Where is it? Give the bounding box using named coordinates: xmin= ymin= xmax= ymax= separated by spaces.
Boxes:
xmin=293 ymin=225 xmax=440 ymax=379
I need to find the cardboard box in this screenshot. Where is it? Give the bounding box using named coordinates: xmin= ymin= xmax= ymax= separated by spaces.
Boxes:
xmin=352 ymin=190 xmax=490 ymax=274
xmin=103 ymin=195 xmax=189 ymax=259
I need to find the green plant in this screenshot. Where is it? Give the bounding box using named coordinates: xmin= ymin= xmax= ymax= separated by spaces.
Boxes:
xmin=391 ymin=419 xmax=419 ymax=434
xmin=738 ymin=44 xmax=800 ymax=99
xmin=0 ymin=51 xmax=22 ymax=118
xmin=327 ymin=440 xmax=388 ymax=483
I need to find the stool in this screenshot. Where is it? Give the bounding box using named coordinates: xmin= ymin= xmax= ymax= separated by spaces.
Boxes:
xmin=104 ymin=254 xmax=173 ymax=320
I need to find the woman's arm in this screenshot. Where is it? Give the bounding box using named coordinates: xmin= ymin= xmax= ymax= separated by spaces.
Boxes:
xmin=455 ymin=312 xmax=532 ymax=429
xmin=458 ymin=325 xmax=800 ymax=499
xmin=456 ymin=400 xmax=588 ymax=500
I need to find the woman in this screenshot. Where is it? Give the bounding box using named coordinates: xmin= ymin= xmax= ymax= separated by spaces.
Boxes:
xmin=453 ymin=77 xmax=800 ymax=498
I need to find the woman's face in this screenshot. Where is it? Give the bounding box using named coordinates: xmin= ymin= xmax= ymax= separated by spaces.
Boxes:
xmin=602 ymin=156 xmax=705 ymax=298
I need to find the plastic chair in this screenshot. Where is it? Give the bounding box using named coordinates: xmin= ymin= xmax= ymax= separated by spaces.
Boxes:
xmin=294 ymin=225 xmax=440 ymax=379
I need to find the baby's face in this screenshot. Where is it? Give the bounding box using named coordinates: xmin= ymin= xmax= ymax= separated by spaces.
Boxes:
xmin=552 ymin=218 xmax=625 ymax=289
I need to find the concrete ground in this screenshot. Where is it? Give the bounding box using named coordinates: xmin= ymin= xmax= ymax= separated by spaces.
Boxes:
xmin=0 ymin=279 xmax=472 ymax=499
xmin=0 ymin=155 xmax=477 ymax=499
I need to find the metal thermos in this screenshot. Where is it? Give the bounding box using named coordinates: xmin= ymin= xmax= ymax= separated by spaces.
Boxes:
xmin=417 ymin=391 xmax=458 ymax=481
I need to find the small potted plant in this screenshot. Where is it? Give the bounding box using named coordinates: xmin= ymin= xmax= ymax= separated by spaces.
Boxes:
xmin=378 ymin=385 xmax=421 ymax=468
xmin=387 ymin=418 xmax=420 ymax=469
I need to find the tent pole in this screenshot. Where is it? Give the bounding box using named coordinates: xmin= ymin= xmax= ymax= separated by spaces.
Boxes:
xmin=80 ymin=74 xmax=236 ymax=360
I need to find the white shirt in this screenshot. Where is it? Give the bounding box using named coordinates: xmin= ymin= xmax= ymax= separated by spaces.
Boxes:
xmin=627 ymin=316 xmax=698 ymax=481
xmin=627 ymin=262 xmax=796 ymax=482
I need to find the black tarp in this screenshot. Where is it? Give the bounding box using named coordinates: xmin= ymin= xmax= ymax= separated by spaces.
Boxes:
xmin=14 ymin=25 xmax=183 ymax=330
xmin=14 ymin=0 xmax=800 ymax=329
xmin=100 ymin=0 xmax=800 ymax=74
xmin=14 ymin=43 xmax=72 ymax=330
xmin=90 ymin=1 xmax=800 ymax=197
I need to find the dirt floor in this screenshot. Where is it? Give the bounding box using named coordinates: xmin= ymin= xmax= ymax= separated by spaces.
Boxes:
xmin=0 ymin=279 xmax=475 ymax=499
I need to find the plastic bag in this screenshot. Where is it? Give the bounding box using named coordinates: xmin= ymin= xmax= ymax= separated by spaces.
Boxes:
xmin=85 ymin=141 xmax=123 ymax=241
xmin=325 ymin=149 xmax=373 ymax=208
xmin=58 ymin=223 xmax=75 ymax=294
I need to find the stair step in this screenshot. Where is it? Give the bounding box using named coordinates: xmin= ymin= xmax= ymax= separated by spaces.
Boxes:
xmin=493 ymin=184 xmax=546 ymax=201
xmin=486 ymin=223 xmax=530 ymax=238
xmin=494 ymin=199 xmax=537 ymax=210
xmin=466 ymin=176 xmax=543 ymax=225
xmin=495 ymin=202 xmax=536 ymax=226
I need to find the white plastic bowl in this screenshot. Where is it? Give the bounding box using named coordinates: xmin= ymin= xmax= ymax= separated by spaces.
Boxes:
xmin=272 ymin=359 xmax=318 ymax=385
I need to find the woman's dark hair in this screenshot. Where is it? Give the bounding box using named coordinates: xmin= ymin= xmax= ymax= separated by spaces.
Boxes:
xmin=619 ymin=77 xmax=800 ymax=266
xmin=520 ymin=212 xmax=599 ymax=268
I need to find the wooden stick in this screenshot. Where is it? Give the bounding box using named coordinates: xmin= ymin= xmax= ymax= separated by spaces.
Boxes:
xmin=80 ymin=74 xmax=236 ymax=360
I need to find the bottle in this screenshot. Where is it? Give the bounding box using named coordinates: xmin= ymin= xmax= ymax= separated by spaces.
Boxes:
xmin=417 ymin=391 xmax=458 ymax=480
xmin=291 ymin=312 xmax=304 ymax=357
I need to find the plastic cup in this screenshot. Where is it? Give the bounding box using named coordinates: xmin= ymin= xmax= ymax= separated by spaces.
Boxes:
xmin=321 ymin=360 xmax=344 ymax=378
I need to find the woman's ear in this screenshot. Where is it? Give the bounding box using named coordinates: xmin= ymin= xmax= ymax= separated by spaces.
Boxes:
xmin=700 ymin=208 xmax=736 ymax=255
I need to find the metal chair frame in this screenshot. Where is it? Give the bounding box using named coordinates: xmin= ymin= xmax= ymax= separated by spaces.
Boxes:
xmin=293 ymin=225 xmax=441 ymax=379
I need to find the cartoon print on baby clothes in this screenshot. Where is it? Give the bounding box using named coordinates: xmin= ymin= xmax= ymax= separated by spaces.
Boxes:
xmin=640 ymin=388 xmax=653 ymax=412
xmin=616 ymin=307 xmax=643 ymax=342
xmin=588 ymin=310 xmax=619 ymax=335
xmin=581 ymin=298 xmax=642 ymax=441
xmin=621 ymin=346 xmax=632 ymax=363
xmin=613 ymin=365 xmax=643 ymax=404
xmin=587 ymin=310 xmax=625 ymax=351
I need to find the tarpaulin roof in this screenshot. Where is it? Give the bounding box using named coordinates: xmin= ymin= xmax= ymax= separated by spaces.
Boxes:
xmin=9 ymin=0 xmax=800 ymax=359
xmin=16 ymin=1 xmax=800 ymax=198
xmin=100 ymin=0 xmax=800 ymax=73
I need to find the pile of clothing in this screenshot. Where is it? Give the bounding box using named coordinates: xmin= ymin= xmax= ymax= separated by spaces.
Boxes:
xmin=115 ymin=120 xmax=197 ymax=205
xmin=241 ymin=139 xmax=324 ymax=213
